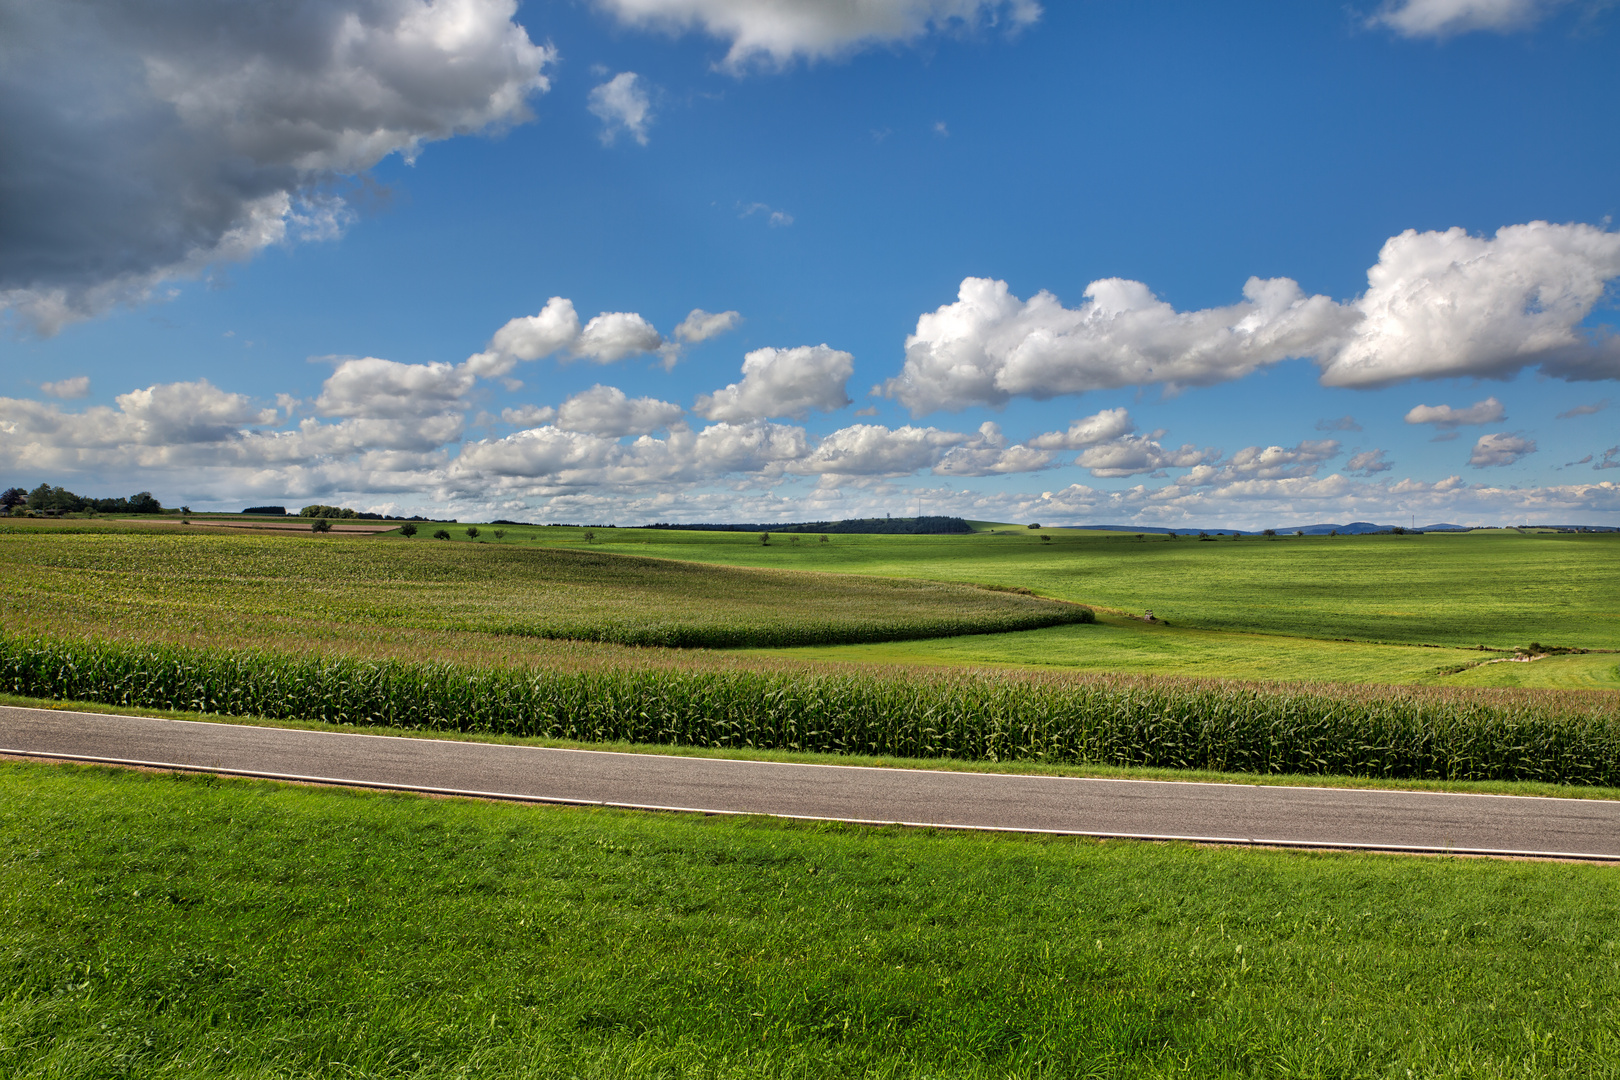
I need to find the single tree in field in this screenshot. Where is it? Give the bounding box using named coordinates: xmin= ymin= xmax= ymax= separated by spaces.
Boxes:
xmin=433 ymin=528 xmax=451 ymax=540
xmin=465 ymin=526 xmax=480 ymax=539
xmin=819 ymin=534 xmax=828 ymax=543
xmin=399 ymin=522 xmax=418 ymax=538
xmin=493 ymin=529 xmax=505 ymax=539
xmin=311 ymin=518 xmax=331 ymax=533
xmin=759 ymin=532 xmax=770 ymax=545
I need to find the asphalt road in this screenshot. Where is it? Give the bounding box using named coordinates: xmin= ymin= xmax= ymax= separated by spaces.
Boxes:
xmin=5 ymin=705 xmax=1619 ymax=859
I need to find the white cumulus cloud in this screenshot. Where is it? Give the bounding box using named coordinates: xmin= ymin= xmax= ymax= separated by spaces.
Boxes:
xmin=588 ymin=71 xmax=654 ymax=145
xmin=592 ymin=0 xmax=1041 ymax=67
xmin=1404 ymin=396 xmax=1507 ymax=428
xmin=933 ymin=422 xmax=1054 ymax=476
xmin=1026 ymin=407 xmax=1136 ymax=450
xmin=315 ymin=358 xmax=476 ymax=419
xmin=1317 ymin=223 xmax=1620 ymax=387
xmin=469 ymin=297 xmax=670 ymax=376
xmin=40 ymin=376 xmax=91 ymax=400
xmin=884 ymin=275 xmax=1354 ymax=414
xmin=675 ymin=308 xmax=742 ymax=343
xmin=694 ymin=345 xmax=854 ymax=422
xmin=1345 ymin=449 xmax=1394 ymax=475
xmin=1469 ymin=432 xmax=1538 ymax=467
xmin=887 ymin=222 xmax=1620 ymax=415
xmin=791 ymin=423 xmax=970 ymax=477
xmin=1373 ymin=0 xmax=1569 ymax=37
xmin=577 ymin=311 xmax=667 ymax=364
xmin=556 ymin=385 xmax=685 ymax=436
xmin=1075 ymin=436 xmax=1218 ymax=479
xmin=0 ymin=0 xmax=554 ymax=334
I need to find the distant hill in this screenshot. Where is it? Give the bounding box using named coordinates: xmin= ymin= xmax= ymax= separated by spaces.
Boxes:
xmin=643 ymin=516 xmax=973 ymax=535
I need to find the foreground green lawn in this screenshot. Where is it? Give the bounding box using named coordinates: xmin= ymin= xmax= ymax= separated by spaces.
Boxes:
xmin=5 ymin=761 xmax=1619 ymax=1078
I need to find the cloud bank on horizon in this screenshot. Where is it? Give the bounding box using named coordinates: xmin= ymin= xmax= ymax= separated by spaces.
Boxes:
xmin=3 ymin=0 xmax=1618 ymax=528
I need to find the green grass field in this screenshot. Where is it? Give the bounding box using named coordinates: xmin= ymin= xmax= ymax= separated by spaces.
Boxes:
xmin=6 ymin=760 xmax=1619 ymax=1079
xmin=3 ymin=519 xmax=1615 ymax=689
xmin=392 ymin=523 xmax=1620 ymax=689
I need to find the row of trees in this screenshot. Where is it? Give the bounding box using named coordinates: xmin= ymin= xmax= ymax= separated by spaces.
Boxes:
xmin=3 ymin=484 xmax=165 ymax=515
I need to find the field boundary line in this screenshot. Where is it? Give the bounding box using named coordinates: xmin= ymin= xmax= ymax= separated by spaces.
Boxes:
xmin=6 ymin=745 xmax=1620 ymax=863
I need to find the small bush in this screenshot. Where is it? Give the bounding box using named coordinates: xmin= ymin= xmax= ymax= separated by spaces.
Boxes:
xmin=311 ymin=518 xmax=331 ymax=533
xmin=433 ymin=528 xmax=451 ymax=540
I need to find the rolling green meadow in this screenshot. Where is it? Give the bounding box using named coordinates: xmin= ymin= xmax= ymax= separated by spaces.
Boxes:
xmin=4 ymin=516 xmax=1620 ymax=1077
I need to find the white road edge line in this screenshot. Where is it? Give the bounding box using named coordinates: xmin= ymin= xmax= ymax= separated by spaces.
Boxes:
xmin=6 ymin=746 xmax=1618 ymax=863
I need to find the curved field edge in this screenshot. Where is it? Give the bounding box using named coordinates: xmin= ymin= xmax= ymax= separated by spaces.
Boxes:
xmin=0 ymin=531 xmax=1092 ymax=649
xmin=6 ymin=636 xmax=1619 ymax=787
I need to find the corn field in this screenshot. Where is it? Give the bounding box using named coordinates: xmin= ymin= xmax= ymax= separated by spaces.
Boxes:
xmin=7 ymin=635 xmax=1619 ymax=784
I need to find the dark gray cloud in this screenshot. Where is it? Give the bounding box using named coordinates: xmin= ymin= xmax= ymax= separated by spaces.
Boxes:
xmin=0 ymin=0 xmax=553 ymax=333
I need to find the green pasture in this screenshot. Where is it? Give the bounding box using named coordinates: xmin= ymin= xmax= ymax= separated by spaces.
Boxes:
xmin=6 ymin=760 xmax=1619 ymax=1079
xmin=0 ymin=529 xmax=1085 ymax=651
xmin=394 ymin=523 xmax=1620 ymax=688
xmin=481 ymin=525 xmax=1618 ymax=650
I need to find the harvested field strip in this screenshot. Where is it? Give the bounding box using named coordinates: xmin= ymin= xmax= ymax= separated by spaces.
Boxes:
xmin=6 ymin=636 xmax=1619 ymax=786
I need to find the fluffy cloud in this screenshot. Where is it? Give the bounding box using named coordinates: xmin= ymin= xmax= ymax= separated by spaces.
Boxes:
xmin=1184 ymin=441 xmax=1341 ymax=484
xmin=315 ymin=358 xmax=475 ymax=419
xmin=790 ymin=423 xmax=969 ymax=477
xmin=694 ymin=345 xmax=854 ymax=422
xmin=499 ymin=404 xmax=556 ymax=427
xmin=588 ymin=72 xmax=654 ymax=145
xmin=1345 ymin=449 xmax=1394 ymax=475
xmin=1075 ymin=436 xmax=1217 ymax=479
xmin=40 ymin=376 xmax=90 ymax=400
xmin=675 ymin=308 xmax=742 ymax=343
xmin=1469 ymin=432 xmax=1537 ymax=467
xmin=933 ymin=423 xmax=1055 ymax=476
xmin=1317 ymin=223 xmax=1620 ymax=387
xmin=0 ymin=0 xmax=553 ymax=334
xmin=577 ymin=312 xmax=666 ymax=364
xmin=887 ymin=222 xmax=1620 ymax=414
xmin=884 ymin=275 xmax=1354 ymax=414
xmin=555 ymin=385 xmax=685 ymax=436
xmin=469 ymin=298 xmax=670 ymax=376
xmin=1404 ymin=396 xmax=1507 ymax=428
xmin=1372 ymin=0 xmax=1567 ymax=37
xmin=1026 ymin=408 xmax=1135 ymax=450
xmin=592 ymin=0 xmax=1041 ymax=67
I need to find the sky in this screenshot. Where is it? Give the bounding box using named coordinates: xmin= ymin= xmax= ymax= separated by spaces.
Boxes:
xmin=2 ymin=0 xmax=1619 ymax=528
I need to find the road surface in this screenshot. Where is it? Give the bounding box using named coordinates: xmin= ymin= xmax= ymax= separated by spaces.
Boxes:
xmin=4 ymin=705 xmax=1618 ymax=860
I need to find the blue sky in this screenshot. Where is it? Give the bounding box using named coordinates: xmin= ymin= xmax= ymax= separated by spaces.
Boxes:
xmin=3 ymin=0 xmax=1618 ymax=526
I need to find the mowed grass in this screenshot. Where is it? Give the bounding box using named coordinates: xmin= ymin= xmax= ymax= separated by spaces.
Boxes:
xmin=0 ymin=529 xmax=1088 ymax=650
xmin=490 ymin=525 xmax=1620 ymax=651
xmin=6 ymin=761 xmax=1620 ymax=1079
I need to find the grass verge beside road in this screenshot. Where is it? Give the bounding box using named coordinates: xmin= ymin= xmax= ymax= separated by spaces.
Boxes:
xmin=4 ymin=761 xmax=1618 ymax=1079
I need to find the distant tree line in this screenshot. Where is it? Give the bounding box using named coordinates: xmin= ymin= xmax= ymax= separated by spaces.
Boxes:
xmin=643 ymin=516 xmax=973 ymax=535
xmin=296 ymin=505 xmax=429 ymax=521
xmin=3 ymin=483 xmax=164 ymax=515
